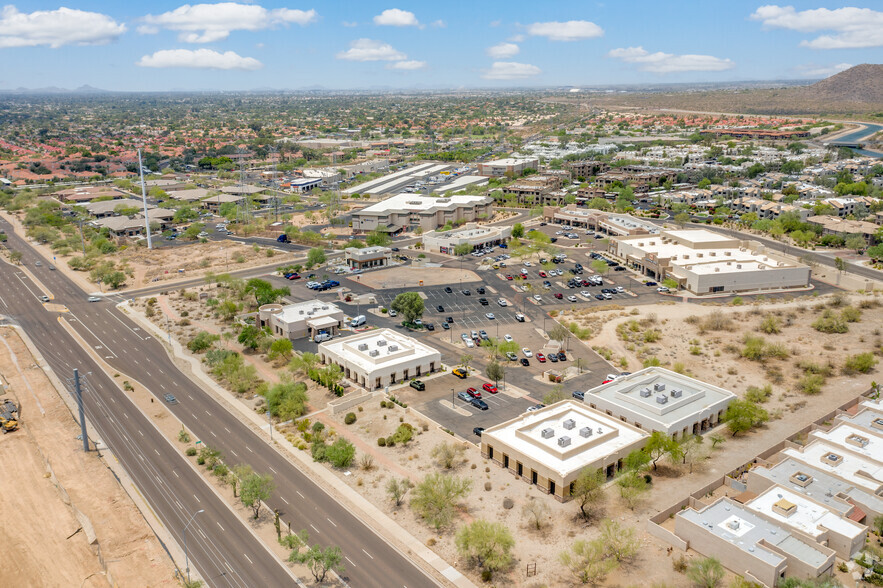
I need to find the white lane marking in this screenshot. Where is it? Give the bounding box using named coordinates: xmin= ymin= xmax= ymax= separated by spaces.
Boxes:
xmin=327 ymin=518 xmax=337 ymax=527
xmin=217 ymin=522 xmax=224 ymax=531
xmin=205 ymin=410 xmax=211 ymax=416
xmin=123 ymin=413 xmax=129 ymax=419
xmin=345 ymin=556 xmax=356 ymax=567
xmin=67 ymin=310 xmax=118 ymax=358
xmin=106 ymin=308 xmax=147 ymax=340
xmin=191 ymin=413 xmax=198 ymax=420
xmin=296 ymin=491 xmax=304 ymax=499
xmin=362 ymin=549 xmax=373 ymax=560
xmin=281 ymin=496 xmax=289 ymax=505
xmin=173 ymin=471 xmax=179 ymax=478
xmin=138 ymin=430 xmax=144 ymax=437
xmin=194 ymin=494 xmax=200 ymax=503
xmin=243 ymin=553 xmax=253 ymax=565
xmin=268 ymin=466 xmax=277 ymax=474
xmin=160 ymin=384 xmax=166 ymax=390
xmin=224 ymin=427 xmax=231 ymax=434
xmin=246 ymin=445 xmax=253 ymax=453
xmin=154 ymin=449 xmax=160 ymax=455
xmin=310 ymin=524 xmax=319 ymax=534
xmin=210 ymin=430 xmax=217 ymax=437
xmin=199 ymin=529 xmax=206 ymax=540
xmin=230 ymin=450 xmax=238 ymax=457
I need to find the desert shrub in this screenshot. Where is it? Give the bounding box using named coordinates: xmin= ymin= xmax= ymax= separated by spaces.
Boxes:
xmin=745 ymin=384 xmax=773 ymax=404
xmin=843 ymin=353 xmax=877 ymax=375
xmin=797 ymin=360 xmax=833 ymax=377
xmin=344 ymin=412 xmax=357 ymax=425
xmin=377 ymin=437 xmax=387 ymax=447
xmin=643 ymin=329 xmax=661 ymax=343
xmin=643 ymin=357 xmax=661 ymax=368
xmin=325 ymin=438 xmax=356 ymax=468
xmin=798 ymin=374 xmax=825 ymax=395
xmin=188 ymin=331 xmax=219 ymax=353
xmin=840 ymin=306 xmax=862 ymax=323
xmin=812 ymin=310 xmax=848 ymax=334
xmin=759 ymin=315 xmax=781 ymax=334
xmin=701 ymin=310 xmax=732 ymax=332
xmin=185 ymin=447 xmax=197 ymax=456
xmin=392 ymin=423 xmax=414 ymax=445
xmin=742 ymin=334 xmax=788 ymax=362
xmin=731 ymin=297 xmax=743 ymax=306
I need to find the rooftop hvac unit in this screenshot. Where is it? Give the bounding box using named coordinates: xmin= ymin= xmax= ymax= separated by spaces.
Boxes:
xmin=563 ymin=419 xmax=576 ymax=430
xmin=640 ymin=388 xmax=652 ymax=398
xmin=656 ymin=395 xmax=668 ymax=405
xmin=671 ymin=389 xmax=683 ymax=398
xmin=322 ymin=306 xmax=328 ymax=310
xmin=388 ymin=345 xmax=399 ymax=352
xmin=597 ymin=428 xmax=603 ymax=434
xmin=377 ymin=340 xmax=387 ymax=346
xmin=558 ymin=436 xmax=571 ymax=447
xmin=541 ymin=428 xmax=554 ymax=439
xmin=654 ymin=383 xmax=666 ymax=392
xmin=368 ymin=350 xmax=379 ymax=357
xmin=579 ymin=427 xmax=592 ymax=438
xmin=299 ymin=310 xmax=305 ymax=315
xmin=358 ymin=343 xmax=369 ymax=351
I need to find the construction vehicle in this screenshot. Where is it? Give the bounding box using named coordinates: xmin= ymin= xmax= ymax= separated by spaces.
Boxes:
xmin=0 ymin=398 xmax=18 ymax=433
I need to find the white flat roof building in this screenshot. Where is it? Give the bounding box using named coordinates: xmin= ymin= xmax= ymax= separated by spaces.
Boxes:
xmin=744 ymin=485 xmax=867 ymax=559
xmin=783 ymin=441 xmax=883 ymax=495
xmin=481 ymin=400 xmax=649 ymax=501
xmin=318 ymin=329 xmax=441 ymax=391
xmin=584 ymin=367 xmax=736 ymax=438
xmin=610 ymin=228 xmax=811 ymax=295
xmin=477 ymin=157 xmax=539 ymax=177
xmin=350 ymin=193 xmax=493 ymax=234
xmin=257 ymin=300 xmax=344 ymax=341
xmin=422 ymin=223 xmax=511 ymax=255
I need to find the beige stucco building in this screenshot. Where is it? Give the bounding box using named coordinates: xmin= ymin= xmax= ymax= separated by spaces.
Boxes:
xmin=257 ymin=300 xmax=345 ymax=340
xmin=350 ymin=194 xmax=493 ymax=234
xmin=422 ymin=223 xmax=511 ymax=255
xmin=609 ymin=228 xmax=811 ymax=295
xmin=318 ymin=329 xmax=441 ymax=391
xmin=344 ymin=246 xmax=392 ymax=270
xmin=480 ymin=401 xmax=649 ymax=501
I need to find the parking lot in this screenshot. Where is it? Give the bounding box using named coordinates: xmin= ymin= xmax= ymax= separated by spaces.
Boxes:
xmin=396 ymin=372 xmax=536 ymax=442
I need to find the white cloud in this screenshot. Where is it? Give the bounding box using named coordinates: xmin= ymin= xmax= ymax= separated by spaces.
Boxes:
xmin=487 ymin=42 xmax=519 ymax=59
xmin=137 ymin=48 xmax=263 ymax=70
xmin=482 ymin=61 xmax=541 ymax=80
xmin=795 ymin=62 xmax=853 ymax=77
xmin=751 ymin=5 xmax=883 ymax=49
xmin=0 ymin=5 xmax=126 ymax=48
xmin=336 ymin=38 xmax=406 ymax=61
xmin=140 ymin=3 xmax=317 ymax=43
xmin=527 ymin=20 xmax=603 ymax=41
xmin=342 ymin=21 xmax=358 ymax=28
xmin=608 ymin=46 xmax=734 ymax=73
xmin=373 ymin=8 xmax=420 ymax=27
xmin=431 ymin=20 xmax=446 ymax=28
xmin=387 ymin=60 xmax=426 ymax=70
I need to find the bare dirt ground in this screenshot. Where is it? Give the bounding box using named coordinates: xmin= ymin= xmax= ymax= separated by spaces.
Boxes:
xmin=354 ymin=266 xmax=481 ymax=289
xmin=0 ymin=327 xmax=176 ymax=587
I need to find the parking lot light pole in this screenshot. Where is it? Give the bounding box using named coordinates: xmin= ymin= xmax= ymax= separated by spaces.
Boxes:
xmin=451 ymin=387 xmax=454 ymax=408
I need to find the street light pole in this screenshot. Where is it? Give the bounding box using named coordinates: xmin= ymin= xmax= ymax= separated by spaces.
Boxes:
xmin=183 ymin=508 xmax=204 ymax=584
xmin=451 ymin=387 xmax=454 ymax=408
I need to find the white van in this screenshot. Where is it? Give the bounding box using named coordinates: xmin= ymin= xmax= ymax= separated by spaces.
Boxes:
xmin=350 ymin=315 xmax=366 ymax=328
xmin=314 ymin=332 xmax=332 ymax=343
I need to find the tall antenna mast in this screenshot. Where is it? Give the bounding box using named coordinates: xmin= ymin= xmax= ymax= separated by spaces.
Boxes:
xmin=137 ymin=148 xmax=153 ymax=249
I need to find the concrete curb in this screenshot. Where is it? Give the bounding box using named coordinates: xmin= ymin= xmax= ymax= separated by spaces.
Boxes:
xmin=121 ymin=301 xmax=477 ymax=588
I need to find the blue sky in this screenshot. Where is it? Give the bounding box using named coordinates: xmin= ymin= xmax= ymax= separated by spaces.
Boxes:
xmin=1 ymin=2 xmax=881 ymax=91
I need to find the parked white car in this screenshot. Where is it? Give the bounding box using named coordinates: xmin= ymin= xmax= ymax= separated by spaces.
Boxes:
xmin=503 ymin=334 xmax=513 ymax=343
xmin=522 ymin=348 xmax=532 ymax=357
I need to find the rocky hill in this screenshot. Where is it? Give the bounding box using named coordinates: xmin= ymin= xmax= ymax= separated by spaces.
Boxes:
xmin=588 ymin=64 xmax=883 ymax=116
xmin=798 ymin=64 xmax=883 ymax=104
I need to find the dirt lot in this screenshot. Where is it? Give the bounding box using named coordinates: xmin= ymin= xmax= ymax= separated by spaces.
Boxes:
xmin=354 ymin=266 xmax=481 ymax=289
xmin=0 ymin=327 xmax=176 ymax=587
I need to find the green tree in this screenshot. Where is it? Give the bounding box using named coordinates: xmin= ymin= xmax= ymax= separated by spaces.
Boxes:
xmin=686 ymin=556 xmax=725 ymax=588
xmin=674 ymin=211 xmax=691 ymax=227
xmin=615 ymin=470 xmax=649 ymax=510
xmin=391 ymin=291 xmax=425 ymax=324
xmin=598 ymin=519 xmax=640 ymax=562
xmin=188 ymin=331 xmax=220 ymax=353
xmin=454 ymin=520 xmax=514 ymax=578
xmin=267 ymin=338 xmax=293 ymax=361
xmin=453 ymin=242 xmax=473 ymax=256
xmin=240 ymin=471 xmax=275 ymax=519
xmin=366 ymin=230 xmax=391 ymax=247
xmin=307 ymin=247 xmax=326 ymax=267
xmin=543 ymin=384 xmax=568 ymax=405
xmin=723 ymin=398 xmax=769 ymax=436
xmin=431 ymin=441 xmax=466 ymax=469
xmin=386 ymin=477 xmax=414 ymax=507
xmin=571 ymin=467 xmax=606 ymax=521
xmin=289 ymin=351 xmax=319 ymax=375
xmin=292 ymin=544 xmax=344 ymax=583
xmin=103 ymin=271 xmax=127 ymax=289
xmin=845 ymin=234 xmax=866 ymax=253
xmin=548 ymin=323 xmax=571 ymax=345
xmin=237 ymin=325 xmax=264 ymax=351
xmin=590 ymin=259 xmax=609 ymax=275
xmin=559 ymin=538 xmax=615 ymax=586
xmin=644 ymin=431 xmax=681 ymax=470
xmin=245 ymin=278 xmax=289 ymax=306
xmin=325 ymin=438 xmax=356 ymax=468
xmin=485 ymin=360 xmax=504 ymax=388
xmin=411 ymin=473 xmax=472 ymax=529
xmin=511 ymin=222 xmax=524 ymax=239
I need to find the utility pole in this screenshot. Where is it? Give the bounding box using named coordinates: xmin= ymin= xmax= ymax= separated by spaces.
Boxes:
xmin=73 ymin=369 xmax=88 ymax=452
xmin=183 ymin=508 xmax=204 ymax=584
xmin=137 ymin=149 xmax=153 ymax=249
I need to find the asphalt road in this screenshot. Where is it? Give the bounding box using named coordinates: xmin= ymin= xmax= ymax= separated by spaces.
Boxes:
xmin=0 ymin=248 xmax=292 ymax=586
xmin=0 ymin=219 xmax=440 ymax=588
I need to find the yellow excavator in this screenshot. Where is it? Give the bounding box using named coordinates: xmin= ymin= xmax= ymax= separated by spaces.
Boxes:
xmin=0 ymin=398 xmax=18 ymax=433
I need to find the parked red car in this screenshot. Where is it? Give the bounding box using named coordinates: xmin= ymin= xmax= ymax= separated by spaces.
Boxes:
xmin=536 ymin=352 xmax=546 ymax=363
xmin=482 ymin=383 xmax=498 ymax=394
xmin=466 ymin=387 xmax=481 ymax=398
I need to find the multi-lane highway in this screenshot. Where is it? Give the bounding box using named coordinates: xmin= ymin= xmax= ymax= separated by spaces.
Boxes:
xmin=0 ymin=218 xmax=441 ymax=588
